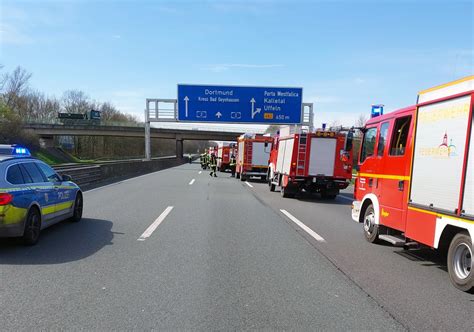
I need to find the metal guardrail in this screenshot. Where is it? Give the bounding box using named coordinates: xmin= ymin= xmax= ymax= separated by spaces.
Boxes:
xmin=53 ymin=156 xmax=178 ymax=186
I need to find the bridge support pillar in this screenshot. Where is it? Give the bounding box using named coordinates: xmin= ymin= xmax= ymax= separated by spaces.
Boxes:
xmin=176 ymin=139 xmax=183 ymax=159
xmin=145 ymin=118 xmax=151 ymax=161
xmin=39 ymin=136 xmax=55 ymax=148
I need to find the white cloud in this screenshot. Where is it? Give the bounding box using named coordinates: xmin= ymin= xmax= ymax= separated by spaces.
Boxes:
xmin=202 ymin=63 xmax=284 ymax=73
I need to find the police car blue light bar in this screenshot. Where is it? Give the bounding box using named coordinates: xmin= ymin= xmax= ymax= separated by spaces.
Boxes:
xmin=14 ymin=147 xmax=30 ymax=156
xmin=0 ymin=144 xmax=31 ymax=157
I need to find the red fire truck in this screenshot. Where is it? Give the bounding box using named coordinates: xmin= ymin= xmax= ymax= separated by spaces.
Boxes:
xmin=235 ymin=134 xmax=273 ymax=181
xmin=267 ymin=126 xmax=353 ymax=198
xmin=217 ymin=143 xmax=237 ymax=172
xmin=352 ymin=76 xmax=473 ymax=292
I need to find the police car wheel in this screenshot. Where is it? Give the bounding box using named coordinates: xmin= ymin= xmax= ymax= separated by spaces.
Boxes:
xmin=447 ymin=232 xmax=474 ymax=293
xmin=23 ymin=208 xmax=41 ymax=246
xmin=70 ymin=193 xmax=83 ymax=222
xmin=363 ymin=204 xmax=379 ymax=243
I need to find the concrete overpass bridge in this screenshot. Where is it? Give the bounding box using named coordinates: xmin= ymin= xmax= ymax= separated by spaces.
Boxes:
xmin=23 ymin=123 xmax=249 ymax=158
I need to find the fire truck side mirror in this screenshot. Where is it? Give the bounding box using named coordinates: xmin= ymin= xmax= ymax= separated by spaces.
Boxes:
xmin=345 ymin=131 xmax=354 ymax=151
xmin=264 ymin=142 xmax=268 ymax=148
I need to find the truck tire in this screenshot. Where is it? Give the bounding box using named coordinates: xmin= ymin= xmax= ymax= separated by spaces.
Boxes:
xmin=363 ymin=204 xmax=379 ymax=243
xmin=280 ymin=185 xmax=296 ymax=198
xmin=447 ymin=232 xmax=473 ymax=293
xmin=269 ymin=181 xmax=276 ymax=192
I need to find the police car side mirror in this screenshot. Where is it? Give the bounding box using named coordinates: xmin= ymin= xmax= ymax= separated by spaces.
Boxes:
xmin=62 ymin=174 xmax=72 ymax=182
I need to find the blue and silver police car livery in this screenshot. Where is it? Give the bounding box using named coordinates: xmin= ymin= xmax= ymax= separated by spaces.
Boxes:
xmin=0 ymin=145 xmax=83 ymax=245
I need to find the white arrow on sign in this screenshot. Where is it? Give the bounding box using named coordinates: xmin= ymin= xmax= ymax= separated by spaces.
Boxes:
xmin=250 ymin=98 xmax=261 ymax=119
xmin=215 ymin=112 xmax=222 ymax=119
xmin=184 ymin=96 xmax=189 ymax=117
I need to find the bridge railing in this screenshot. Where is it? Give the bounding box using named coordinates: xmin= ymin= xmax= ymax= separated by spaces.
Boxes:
xmin=23 ymin=118 xmax=266 ymax=133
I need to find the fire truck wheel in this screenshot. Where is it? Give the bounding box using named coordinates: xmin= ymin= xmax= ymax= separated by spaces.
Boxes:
xmin=280 ymin=185 xmax=296 ymax=198
xmin=240 ymin=175 xmax=246 ymax=182
xmin=269 ymin=181 xmax=276 ymax=192
xmin=363 ymin=204 xmax=379 ymax=243
xmin=447 ymin=232 xmax=473 ymax=293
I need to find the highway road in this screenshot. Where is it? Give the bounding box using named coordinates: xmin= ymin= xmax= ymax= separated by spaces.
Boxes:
xmin=0 ymin=162 xmax=472 ymax=330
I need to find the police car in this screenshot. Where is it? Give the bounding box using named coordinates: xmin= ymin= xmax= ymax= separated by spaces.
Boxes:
xmin=0 ymin=145 xmax=83 ymax=245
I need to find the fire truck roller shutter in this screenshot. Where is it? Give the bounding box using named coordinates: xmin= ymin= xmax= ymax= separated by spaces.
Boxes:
xmin=238 ymin=141 xmax=244 ymax=165
xmin=308 ymin=137 xmax=337 ymax=176
xmin=462 ymin=110 xmax=474 ymax=217
xmin=252 ymin=142 xmax=271 ymax=167
xmin=280 ymin=139 xmax=294 ymax=175
xmin=410 ymin=95 xmax=471 ymax=213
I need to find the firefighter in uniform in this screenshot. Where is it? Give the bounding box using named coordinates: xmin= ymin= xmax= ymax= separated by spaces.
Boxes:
xmin=229 ymin=154 xmax=236 ymax=177
xmin=200 ymin=150 xmax=208 ymax=169
xmin=209 ymin=153 xmax=218 ymax=177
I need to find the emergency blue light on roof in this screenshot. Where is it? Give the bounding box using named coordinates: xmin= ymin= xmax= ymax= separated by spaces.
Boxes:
xmin=371 ymin=104 xmax=384 ymax=118
xmin=12 ymin=146 xmax=31 ymax=157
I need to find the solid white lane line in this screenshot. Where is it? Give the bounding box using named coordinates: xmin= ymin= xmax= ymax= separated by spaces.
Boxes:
xmin=245 ymin=181 xmax=254 ymax=188
xmin=280 ymin=209 xmax=326 ymax=243
xmin=189 ymin=179 xmax=195 ymax=185
xmin=138 ymin=206 xmax=174 ymax=241
xmin=198 ymin=171 xmax=202 ymax=174
xmin=338 ymin=195 xmax=353 ymax=202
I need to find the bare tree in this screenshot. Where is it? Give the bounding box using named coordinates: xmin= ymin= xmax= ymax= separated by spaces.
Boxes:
xmin=2 ymin=66 xmax=32 ymax=110
xmin=329 ymin=120 xmax=341 ymax=129
xmin=0 ymin=64 xmax=7 ymax=92
xmin=62 ymin=90 xmax=90 ymax=114
xmin=355 ymin=114 xmax=368 ymax=128
xmin=24 ymin=90 xmax=61 ymax=121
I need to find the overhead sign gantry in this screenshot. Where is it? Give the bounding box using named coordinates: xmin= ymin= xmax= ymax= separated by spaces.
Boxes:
xmin=145 ymin=84 xmax=313 ymax=160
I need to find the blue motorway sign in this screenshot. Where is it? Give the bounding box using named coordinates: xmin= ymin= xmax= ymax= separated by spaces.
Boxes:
xmin=177 ymin=84 xmax=303 ymax=124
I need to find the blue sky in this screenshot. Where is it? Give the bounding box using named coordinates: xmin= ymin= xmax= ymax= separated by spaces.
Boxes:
xmin=1 ymin=0 xmax=472 ymax=127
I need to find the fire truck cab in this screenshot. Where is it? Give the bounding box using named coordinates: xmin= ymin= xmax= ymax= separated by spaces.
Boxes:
xmin=267 ymin=126 xmax=354 ymax=198
xmin=352 ymin=76 xmax=474 ymax=292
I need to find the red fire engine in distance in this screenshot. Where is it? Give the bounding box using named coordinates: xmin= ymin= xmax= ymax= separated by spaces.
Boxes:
xmin=267 ymin=126 xmax=354 ymax=199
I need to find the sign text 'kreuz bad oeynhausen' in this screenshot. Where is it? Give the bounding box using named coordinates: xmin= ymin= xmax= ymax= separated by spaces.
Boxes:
xmin=177 ymin=84 xmax=303 ymax=124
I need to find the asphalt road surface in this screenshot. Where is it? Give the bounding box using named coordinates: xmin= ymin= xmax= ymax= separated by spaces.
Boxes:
xmin=0 ymin=163 xmax=472 ymax=330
